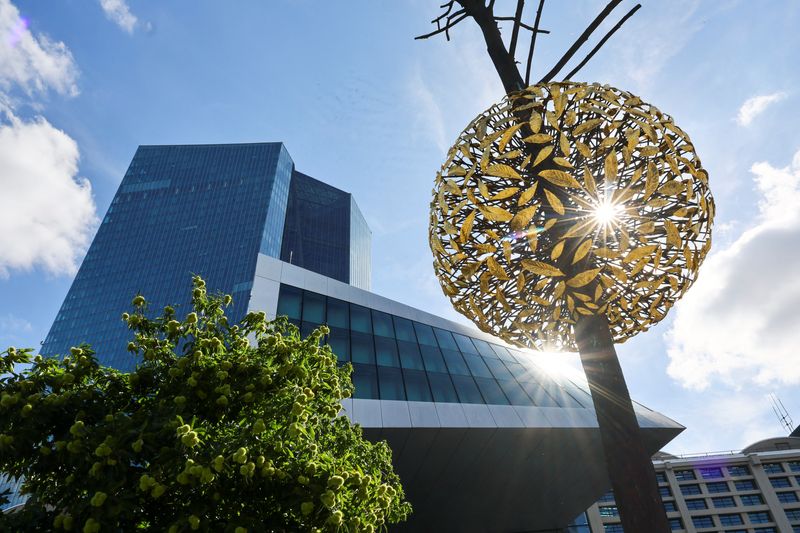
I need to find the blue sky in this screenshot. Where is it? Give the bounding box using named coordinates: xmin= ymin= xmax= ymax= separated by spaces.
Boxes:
xmin=1 ymin=0 xmax=799 ymax=454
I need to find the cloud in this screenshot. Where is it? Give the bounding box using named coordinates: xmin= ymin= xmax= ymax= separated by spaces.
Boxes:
xmin=666 ymin=148 xmax=800 ymax=390
xmin=736 ymin=92 xmax=787 ymax=126
xmin=0 ymin=109 xmax=97 ymax=277
xmin=98 ymin=0 xmax=138 ymax=34
xmin=0 ymin=0 xmax=79 ymax=97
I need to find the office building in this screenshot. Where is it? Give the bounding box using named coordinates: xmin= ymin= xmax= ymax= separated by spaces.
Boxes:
xmin=30 ymin=142 xmax=683 ymax=530
xmin=584 ymin=431 xmax=800 ymax=533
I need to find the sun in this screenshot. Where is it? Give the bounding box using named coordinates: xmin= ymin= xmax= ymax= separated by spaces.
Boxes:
xmin=593 ymin=199 xmax=621 ymax=226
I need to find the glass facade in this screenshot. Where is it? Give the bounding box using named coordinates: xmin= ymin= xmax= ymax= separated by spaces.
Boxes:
xmin=42 ymin=143 xmax=294 ymax=370
xmin=280 ymin=171 xmax=371 ymax=290
xmin=276 ymin=284 xmax=590 ymax=407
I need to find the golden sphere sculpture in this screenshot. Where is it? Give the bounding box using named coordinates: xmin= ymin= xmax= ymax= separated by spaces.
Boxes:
xmin=429 ymin=81 xmax=714 ymax=351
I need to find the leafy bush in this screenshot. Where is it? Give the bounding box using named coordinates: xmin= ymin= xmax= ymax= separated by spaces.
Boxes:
xmin=0 ymin=277 xmax=410 ymax=532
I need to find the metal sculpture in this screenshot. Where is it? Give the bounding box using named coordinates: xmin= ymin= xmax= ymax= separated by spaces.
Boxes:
xmin=430 ymin=81 xmax=714 ymax=351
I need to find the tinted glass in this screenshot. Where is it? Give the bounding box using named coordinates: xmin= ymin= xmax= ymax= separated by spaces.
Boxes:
xmin=498 ymin=379 xmax=534 ymax=405
xmin=350 ymin=304 xmax=372 ymax=334
xmin=463 ymin=354 xmax=494 ymax=378
xmin=327 ymin=327 xmax=350 ymax=362
xmin=352 ymin=363 xmax=378 ymax=399
xmin=372 ymin=310 xmax=394 ymax=338
xmin=451 ymin=375 xmax=484 ymax=404
xmin=433 ymin=328 xmax=459 ymax=350
xmin=474 ymin=377 xmax=509 ymax=405
xmin=484 ymin=358 xmax=513 ymax=380
xmin=277 ymin=285 xmax=302 ymax=319
xmin=471 ymin=338 xmax=497 ymax=358
xmin=518 ymin=380 xmax=558 ymax=406
xmin=413 ymin=322 xmax=438 ymax=346
xmin=326 ymin=297 xmax=349 ymax=329
xmin=398 ymin=340 xmax=425 ymax=371
xmin=403 ymin=369 xmax=432 ymax=402
xmin=378 ymin=366 xmax=405 ymax=400
xmin=453 ymin=333 xmax=479 ymax=354
xmin=393 ymin=316 xmax=416 ymax=342
xmin=350 ymin=331 xmax=375 ymax=364
xmin=428 ymin=372 xmax=459 ymax=403
xmin=375 ymin=336 xmax=400 ymax=367
xmin=442 ymin=349 xmax=470 ymax=376
xmin=302 ymin=291 xmax=325 ymax=323
xmin=419 ymin=344 xmax=448 ymax=373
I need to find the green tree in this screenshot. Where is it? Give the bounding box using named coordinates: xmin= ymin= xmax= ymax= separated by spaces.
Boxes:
xmin=0 ymin=277 xmax=410 ymax=532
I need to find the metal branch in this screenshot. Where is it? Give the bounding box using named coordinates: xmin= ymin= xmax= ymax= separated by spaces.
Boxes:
xmin=508 ymin=0 xmax=526 ymax=58
xmin=524 ymin=0 xmax=545 ymax=85
xmin=563 ymin=4 xmax=641 ymax=80
xmin=537 ymin=0 xmax=623 ymax=84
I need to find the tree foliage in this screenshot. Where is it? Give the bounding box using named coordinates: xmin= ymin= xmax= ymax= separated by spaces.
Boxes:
xmin=0 ymin=277 xmax=410 ymax=532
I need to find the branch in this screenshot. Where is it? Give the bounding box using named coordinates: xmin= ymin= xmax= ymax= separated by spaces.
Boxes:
xmin=537 ymin=0 xmax=623 ymax=84
xmin=493 ymin=17 xmax=549 ymax=33
xmin=414 ymin=11 xmax=469 ymax=40
xmin=563 ymin=4 xmax=641 ymax=80
xmin=524 ymin=0 xmax=545 ymax=85
xmin=508 ymin=0 xmax=525 ymax=58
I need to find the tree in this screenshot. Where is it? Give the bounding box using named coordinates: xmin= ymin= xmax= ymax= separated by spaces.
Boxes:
xmin=0 ymin=276 xmax=410 ymax=532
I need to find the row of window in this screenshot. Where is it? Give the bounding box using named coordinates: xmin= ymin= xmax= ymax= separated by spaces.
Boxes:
xmin=674 ymin=477 xmax=800 ymax=496
xmin=666 ymin=461 xmax=800 ymax=482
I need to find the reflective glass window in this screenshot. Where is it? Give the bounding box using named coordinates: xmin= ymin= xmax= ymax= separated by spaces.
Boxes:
xmin=707 ymin=481 xmax=729 ymax=493
xmin=301 ymin=321 xmax=321 ymax=341
xmin=463 ymin=354 xmax=494 ymax=378
xmin=433 ymin=328 xmax=459 ymax=350
xmin=497 ymin=379 xmax=534 ymax=406
xmin=442 ymin=349 xmax=470 ymax=376
xmin=393 ymin=316 xmax=416 ymax=342
xmin=668 ymin=518 xmax=682 ymax=530
xmin=350 ymin=304 xmax=372 ymax=334
xmin=728 ymin=465 xmax=750 ymax=476
xmin=489 ymin=343 xmax=515 ymax=362
xmin=375 ymin=337 xmax=400 ymax=367
xmin=712 ymin=496 xmax=735 ymax=507
xmin=776 ymin=492 xmax=797 ymax=503
xmin=786 ymin=509 xmax=800 ymax=521
xmin=352 ymin=363 xmax=378 ymax=400
xmin=412 ymin=322 xmax=438 ymax=346
xmin=681 ymin=484 xmax=701 ymax=495
xmin=398 ymin=340 xmax=425 ymax=371
xmin=656 ymin=472 xmax=667 ymax=484
xmin=451 ymin=375 xmax=484 ymax=404
xmin=735 ymin=480 xmax=756 ymax=491
xmin=747 ymin=511 xmax=771 ymax=523
xmin=350 ymin=331 xmax=375 ymax=365
xmin=378 ymin=366 xmax=405 ymax=400
xmin=484 ymin=358 xmax=513 ymax=380
xmin=788 ymin=461 xmax=800 ymax=472
xmin=763 ymin=463 xmax=784 ymax=474
xmin=660 ymin=486 xmax=672 ymax=498
xmin=663 ymin=501 xmax=677 ymax=513
xmin=691 ymin=516 xmax=714 ymax=528
xmin=685 ymin=498 xmax=707 ymax=510
xmin=474 ymin=377 xmax=509 ymax=405
xmin=700 ymin=467 xmax=723 ymax=479
xmin=518 ymin=380 xmax=558 ymax=407
xmin=403 ymin=369 xmax=432 ymax=402
xmin=326 ymin=297 xmax=349 ymax=329
xmin=372 ymin=310 xmax=394 ymax=338
xmin=740 ymin=494 xmax=764 ymax=505
xmin=675 ymin=469 xmax=696 ymax=481
xmin=327 ymin=327 xmax=349 ymax=362
xmin=428 ymin=372 xmax=459 ymax=403
xmin=453 ymin=333 xmax=479 ymax=354
xmin=277 ymin=285 xmax=302 ymax=319
xmin=771 ymin=477 xmax=791 ymax=488
xmin=471 ymin=338 xmax=497 ymax=358
xmin=419 ymin=344 xmax=448 ymax=373
xmin=302 ymin=291 xmax=325 ymax=323
xmin=598 ymin=506 xmax=618 ymax=517
xmin=504 ymin=361 xmax=530 ymax=380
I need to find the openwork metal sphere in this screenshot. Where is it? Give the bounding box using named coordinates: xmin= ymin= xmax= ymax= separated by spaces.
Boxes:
xmin=429 ymin=81 xmax=714 ymax=351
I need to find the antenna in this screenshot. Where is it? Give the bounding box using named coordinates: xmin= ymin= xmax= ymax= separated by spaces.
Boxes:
xmin=770 ymin=393 xmax=794 ymax=434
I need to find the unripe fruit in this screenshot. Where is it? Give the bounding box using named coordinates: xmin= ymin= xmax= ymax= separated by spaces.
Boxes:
xmin=320 ymin=490 xmax=336 ymax=508
xmin=151 ymin=484 xmax=166 ymax=498
xmin=127 ymin=342 xmax=136 ymax=352
xmin=186 ymin=312 xmax=198 ymax=324
xmin=188 ymin=515 xmax=200 ymax=530
xmin=253 ymin=419 xmax=266 ymax=434
xmin=69 ymin=421 xmax=85 ymax=436
xmin=70 ymin=347 xmax=82 ymax=356
xmin=234 ymin=528 xmax=246 ymax=533
xmin=132 ymin=295 xmax=146 ymax=307
xmin=301 ymin=501 xmax=314 ymax=515
xmin=328 ymin=475 xmax=344 ymax=490
xmin=90 ymin=491 xmax=107 ymax=507
xmin=83 ymin=518 xmax=100 ymax=533
xmin=327 ymin=510 xmax=343 ymax=526
xmin=132 ymin=439 xmax=143 ymax=452
xmin=216 ymin=395 xmax=228 ymax=406
xmin=187 ymin=376 xmax=197 ymax=387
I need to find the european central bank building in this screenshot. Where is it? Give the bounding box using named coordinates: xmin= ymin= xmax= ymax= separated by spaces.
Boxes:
xmin=37 ymin=143 xmax=682 ymax=532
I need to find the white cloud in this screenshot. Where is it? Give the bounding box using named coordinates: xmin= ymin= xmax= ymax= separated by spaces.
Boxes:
xmin=736 ymin=92 xmax=787 ymax=126
xmin=0 ymin=0 xmax=79 ymax=97
xmin=0 ymin=109 xmax=97 ymax=277
xmin=666 ymin=148 xmax=800 ymax=389
xmin=98 ymin=0 xmax=138 ymax=34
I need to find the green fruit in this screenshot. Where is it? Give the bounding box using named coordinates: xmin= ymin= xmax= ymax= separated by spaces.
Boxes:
xmin=320 ymin=490 xmax=335 ymax=508
xmin=188 ymin=515 xmax=200 ymax=530
xmin=132 ymin=295 xmax=146 ymax=307
xmin=132 ymin=439 xmax=143 ymax=452
xmin=151 ymin=484 xmax=166 ymax=498
xmin=186 ymin=312 xmax=198 ymax=324
xmin=90 ymin=491 xmax=107 ymax=507
xmin=216 ymin=395 xmax=228 ymax=406
xmin=301 ymin=501 xmax=314 ymax=515
xmin=327 ymin=510 xmax=343 ymax=526
xmin=328 ymin=475 xmax=344 ymax=490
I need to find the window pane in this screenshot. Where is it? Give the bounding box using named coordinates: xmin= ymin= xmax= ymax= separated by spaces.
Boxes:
xmin=463 ymin=354 xmax=494 ymax=378
xmin=352 ymin=363 xmax=378 ymax=400
xmin=741 ymin=494 xmax=764 ymax=505
xmin=451 ymin=374 xmax=484 ymax=404
xmin=474 ymin=377 xmax=509 ymax=405
xmin=393 ymin=316 xmax=416 ymax=342
xmin=378 ymin=366 xmax=405 ymax=400
xmin=442 ymin=349 xmax=470 ymax=375
xmin=735 ymin=480 xmax=756 ymax=491
xmin=770 ymin=477 xmax=791 ymax=488
xmin=712 ymin=496 xmax=735 ymax=508
xmin=699 ymin=467 xmax=723 ymax=479
xmin=302 ymin=291 xmax=325 ymax=323
xmin=327 ymin=327 xmax=349 ymax=362
xmin=375 ymin=336 xmax=400 ymax=367
xmin=277 ymin=284 xmax=302 ymax=319
xmin=471 ymin=338 xmax=497 ymax=358
xmin=680 ymin=484 xmax=701 ymax=496
xmin=453 ymin=333 xmax=479 ymax=354
xmin=433 ymin=328 xmax=459 ymax=350
xmin=428 ymin=372 xmax=458 ymax=403
xmin=326 ymin=297 xmax=349 ymax=329
xmin=372 ymin=310 xmax=394 ymax=338
xmin=420 ymin=344 xmax=448 ymax=373
xmin=706 ymin=481 xmax=729 ymax=493
xmin=350 ymin=331 xmax=375 ymax=365
xmin=518 ymin=379 xmax=558 ymax=407
xmin=685 ymin=498 xmax=707 ymax=510
xmin=497 ymin=379 xmax=534 ymax=406
xmin=490 ymin=343 xmax=515 ymax=361
xmin=301 ymin=321 xmax=321 ymax=341
xmin=398 ymin=340 xmax=425 ymax=371
xmin=350 ymin=304 xmax=372 ymax=334
xmin=413 ymin=322 xmax=437 ymax=346
xmin=403 ymin=369 xmax=432 ymax=402
xmin=484 ymin=358 xmax=513 ymax=380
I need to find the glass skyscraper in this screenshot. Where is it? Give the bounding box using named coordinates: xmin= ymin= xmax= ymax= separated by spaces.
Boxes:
xmin=42 ymin=143 xmax=370 ymax=370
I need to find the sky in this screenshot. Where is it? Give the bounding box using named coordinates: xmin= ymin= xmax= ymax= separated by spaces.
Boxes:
xmin=1 ymin=0 xmax=799 ymax=455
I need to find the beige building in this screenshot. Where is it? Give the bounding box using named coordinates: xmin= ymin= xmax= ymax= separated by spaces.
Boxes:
xmin=583 ymin=432 xmax=800 ymax=533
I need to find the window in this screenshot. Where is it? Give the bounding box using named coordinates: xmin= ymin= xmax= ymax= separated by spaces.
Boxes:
xmin=685 ymin=499 xmax=707 ymax=510
xmin=786 ymin=508 xmax=800 ymax=521
xmin=699 ymin=467 xmax=723 ymax=479
xmin=681 ymin=484 xmax=701 ymax=496
xmin=707 ymin=481 xmax=729 ymax=493
xmin=728 ymin=465 xmax=750 ymax=477
xmin=598 ymin=506 xmax=619 ymax=517
xmin=402 ymin=369 xmax=432 ymax=402
xmin=771 ymin=477 xmax=791 ymax=488
xmin=753 ymin=528 xmax=776 ymax=533
xmin=778 ymin=492 xmax=799 ymax=504
xmin=660 ymin=486 xmax=672 ymax=498
xmin=741 ymin=493 xmax=764 ymax=505
xmin=692 ymin=516 xmax=714 ymax=528
xmin=788 ymin=461 xmax=800 ymax=473
xmin=763 ymin=463 xmax=784 ymax=474
xmin=748 ymin=511 xmax=771 ymax=523
xmin=451 ymin=374 xmax=484 ymax=404
xmin=598 ymin=491 xmax=615 ymax=503
xmin=735 ymin=479 xmax=757 ymax=491
xmin=377 ymin=366 xmax=405 ymax=400
xmin=656 ymin=472 xmax=667 ymax=484
xmin=664 ymin=501 xmax=677 ymax=513
xmin=603 ymin=525 xmax=623 ymax=533
xmin=428 ymin=372 xmax=459 ymax=403
xmin=669 ymin=518 xmax=682 ymax=530
xmin=718 ymin=514 xmax=744 ymax=526
xmin=712 ymin=496 xmax=736 ymax=508
xmin=675 ymin=469 xmax=696 ymax=480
